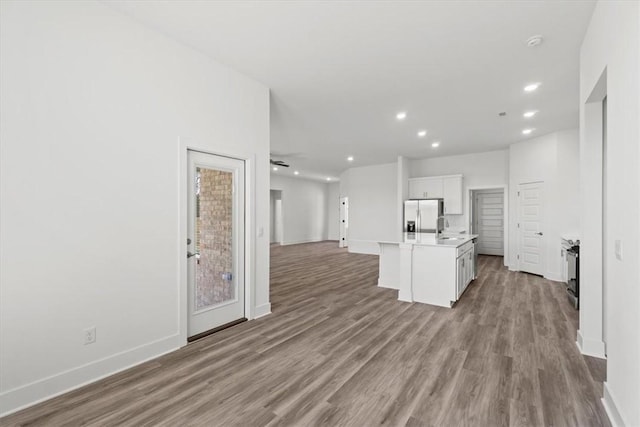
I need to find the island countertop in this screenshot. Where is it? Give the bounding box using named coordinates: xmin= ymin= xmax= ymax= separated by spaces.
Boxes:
xmin=377 ymin=232 xmax=478 ymax=247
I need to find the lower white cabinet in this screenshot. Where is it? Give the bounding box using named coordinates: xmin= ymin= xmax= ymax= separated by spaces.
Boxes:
xmin=456 ymin=255 xmax=465 ymax=299
xmin=456 ymin=245 xmax=475 ymax=298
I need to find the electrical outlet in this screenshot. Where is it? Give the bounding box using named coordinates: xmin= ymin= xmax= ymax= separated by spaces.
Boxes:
xmin=84 ymin=327 xmax=96 ymax=345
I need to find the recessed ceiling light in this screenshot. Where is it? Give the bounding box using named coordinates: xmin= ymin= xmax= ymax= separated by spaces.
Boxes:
xmin=417 ymin=130 xmax=427 ymax=137
xmin=396 ymin=112 xmax=407 ymax=120
xmin=347 ymin=156 xmax=354 ymax=162
xmin=272 ymin=166 xmax=278 ymax=171
xmin=524 ymin=83 xmax=540 ymax=92
xmin=294 ymin=170 xmax=299 ymax=175
xmin=522 ymin=128 xmax=534 ymax=135
xmin=523 ymin=110 xmax=538 ymax=118
xmin=431 ymin=142 xmax=440 ymax=148
xmin=326 ymin=177 xmax=331 ymax=181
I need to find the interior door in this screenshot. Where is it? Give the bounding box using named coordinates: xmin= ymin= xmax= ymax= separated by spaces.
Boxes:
xmin=187 ymin=150 xmax=245 ymax=338
xmin=339 ymin=196 xmax=348 ymax=248
xmin=518 ymin=182 xmax=544 ymax=276
xmin=475 ymin=190 xmax=504 ymax=255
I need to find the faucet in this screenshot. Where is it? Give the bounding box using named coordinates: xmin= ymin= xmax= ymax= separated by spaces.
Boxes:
xmin=436 ymin=216 xmax=446 ymax=239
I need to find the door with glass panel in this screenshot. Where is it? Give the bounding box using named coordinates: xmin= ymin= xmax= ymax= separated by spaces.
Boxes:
xmin=187 ymin=150 xmax=244 ymax=338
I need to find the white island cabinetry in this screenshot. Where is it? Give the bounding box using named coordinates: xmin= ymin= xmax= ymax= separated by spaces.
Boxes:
xmin=456 ymin=241 xmax=475 ymax=298
xmin=378 ymin=233 xmax=477 ymax=308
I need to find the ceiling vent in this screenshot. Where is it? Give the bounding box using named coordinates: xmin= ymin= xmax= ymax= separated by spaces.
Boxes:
xmin=526 ymin=35 xmax=544 ymax=47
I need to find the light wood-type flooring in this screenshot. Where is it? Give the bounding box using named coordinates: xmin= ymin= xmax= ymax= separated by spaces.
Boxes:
xmin=2 ymin=241 xmax=610 ymax=426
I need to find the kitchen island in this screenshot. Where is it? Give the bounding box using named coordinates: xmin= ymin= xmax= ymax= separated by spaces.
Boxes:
xmin=377 ymin=233 xmax=478 ymax=308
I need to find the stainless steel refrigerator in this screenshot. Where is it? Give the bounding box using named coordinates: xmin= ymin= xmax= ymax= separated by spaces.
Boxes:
xmin=404 ymin=199 xmax=444 ymax=233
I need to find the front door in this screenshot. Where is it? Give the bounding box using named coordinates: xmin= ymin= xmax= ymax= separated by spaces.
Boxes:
xmin=187 ymin=150 xmax=245 ymax=338
xmin=518 ymin=182 xmax=544 ymax=276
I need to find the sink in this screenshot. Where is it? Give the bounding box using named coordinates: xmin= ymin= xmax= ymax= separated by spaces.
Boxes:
xmin=439 ymin=236 xmax=464 ymax=240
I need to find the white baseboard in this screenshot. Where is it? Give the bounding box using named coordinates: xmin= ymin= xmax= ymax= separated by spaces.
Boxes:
xmin=602 ymin=382 xmax=627 ymax=427
xmin=0 ymin=334 xmax=182 ymax=417
xmin=544 ymin=272 xmax=564 ymax=282
xmin=280 ymin=239 xmax=324 ymax=246
xmin=253 ymin=303 xmax=272 ymax=319
xmin=347 ymin=240 xmax=380 ymax=255
xmin=377 ymin=278 xmax=398 ymax=290
xmin=576 ymin=329 xmax=607 ymax=359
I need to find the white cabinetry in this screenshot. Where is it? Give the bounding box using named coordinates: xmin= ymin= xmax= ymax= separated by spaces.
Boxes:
xmin=378 ymin=235 xmax=478 ymax=308
xmin=456 ymin=242 xmax=475 ymax=298
xmin=408 ymin=174 xmax=463 ymax=214
xmin=442 ymin=175 xmax=463 ymax=214
xmin=408 ymin=177 xmax=443 ymax=199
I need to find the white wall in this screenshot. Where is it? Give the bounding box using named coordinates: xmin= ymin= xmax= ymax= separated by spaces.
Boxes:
xmin=269 ymin=190 xmax=282 ymax=243
xmin=270 ymin=174 xmax=329 ymax=244
xmin=327 ymin=182 xmax=340 ymax=241
xmin=580 ymin=2 xmax=639 ymax=425
xmin=0 ymin=0 xmax=270 ymax=416
xmin=340 ymin=162 xmax=397 ymax=254
xmin=556 ymin=130 xmax=581 ymax=238
xmin=409 ymin=150 xmax=509 ymax=231
xmin=508 ymin=130 xmax=579 ymax=282
xmin=397 ymin=156 xmax=410 ymax=241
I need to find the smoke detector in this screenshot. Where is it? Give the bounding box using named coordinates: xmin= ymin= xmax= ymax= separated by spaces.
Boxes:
xmin=526 ymin=35 xmax=544 ymax=47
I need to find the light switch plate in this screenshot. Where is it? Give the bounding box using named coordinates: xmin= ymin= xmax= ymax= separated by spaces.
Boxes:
xmin=615 ymin=239 xmax=623 ymax=261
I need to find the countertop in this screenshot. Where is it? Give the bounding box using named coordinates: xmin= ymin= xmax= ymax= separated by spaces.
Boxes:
xmin=378 ymin=232 xmax=478 ymax=248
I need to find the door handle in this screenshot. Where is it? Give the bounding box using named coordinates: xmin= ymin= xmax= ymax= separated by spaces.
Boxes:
xmin=187 ymin=251 xmax=198 ymax=258
xmin=536 ymin=232 xmax=543 ymax=236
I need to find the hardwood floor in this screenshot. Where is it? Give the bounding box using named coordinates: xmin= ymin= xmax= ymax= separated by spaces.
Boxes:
xmin=2 ymin=241 xmax=610 ymax=426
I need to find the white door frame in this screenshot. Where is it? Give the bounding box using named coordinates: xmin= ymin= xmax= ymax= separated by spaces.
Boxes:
xmin=270 ymin=189 xmax=284 ymax=244
xmin=470 ymin=187 xmax=506 ymax=256
xmin=339 ymin=196 xmax=349 ymax=248
xmin=467 ymin=185 xmax=509 ymax=267
xmin=187 ymin=151 xmax=244 ymax=337
xmin=179 ymin=138 xmax=256 ymax=346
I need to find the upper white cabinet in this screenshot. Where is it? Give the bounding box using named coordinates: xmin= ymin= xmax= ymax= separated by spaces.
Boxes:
xmin=408 ymin=177 xmax=443 ymax=199
xmin=442 ymin=175 xmax=463 ymax=214
xmin=408 ymin=174 xmax=463 ymax=215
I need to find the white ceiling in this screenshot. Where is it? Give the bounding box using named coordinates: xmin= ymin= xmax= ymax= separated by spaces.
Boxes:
xmin=106 ymin=0 xmax=596 ymax=181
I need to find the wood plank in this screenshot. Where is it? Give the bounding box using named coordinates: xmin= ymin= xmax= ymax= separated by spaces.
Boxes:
xmin=1 ymin=241 xmax=610 ymax=427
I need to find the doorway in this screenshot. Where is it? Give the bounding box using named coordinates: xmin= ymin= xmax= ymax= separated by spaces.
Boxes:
xmin=517 ymin=181 xmax=545 ymax=276
xmin=270 ymin=189 xmax=283 ymax=245
xmin=339 ymin=196 xmax=349 ymax=248
xmin=471 ymin=189 xmax=504 ymax=256
xmin=187 ymin=150 xmax=245 ymax=339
